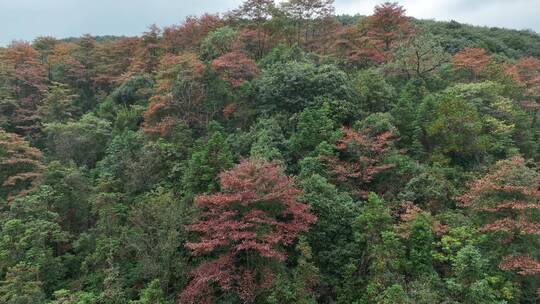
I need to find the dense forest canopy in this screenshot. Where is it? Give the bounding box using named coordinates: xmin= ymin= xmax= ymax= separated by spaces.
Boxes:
xmin=0 ymin=1 xmax=539 ymax=303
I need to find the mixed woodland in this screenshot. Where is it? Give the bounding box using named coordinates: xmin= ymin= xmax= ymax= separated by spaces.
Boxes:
xmin=0 ymin=1 xmax=540 ymax=303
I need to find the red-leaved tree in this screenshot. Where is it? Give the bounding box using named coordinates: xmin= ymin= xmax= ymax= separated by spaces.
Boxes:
xmin=506 ymin=57 xmax=540 ymax=110
xmin=181 ymin=160 xmax=316 ymax=303
xmin=0 ymin=129 xmax=45 ymax=202
xmin=127 ymin=25 xmax=163 ymax=78
xmin=459 ymin=156 xmax=540 ymax=276
xmin=92 ymin=37 xmax=138 ymax=92
xmin=1 ymin=42 xmax=48 ymax=137
xmin=143 ymin=53 xmax=206 ymax=136
xmin=452 ymin=47 xmax=491 ymax=81
xmin=211 ymin=51 xmax=260 ymax=88
xmin=323 ymin=127 xmax=395 ymax=198
xmin=232 ymin=0 xmax=276 ymax=59
xmin=331 ymin=26 xmax=386 ymax=67
xmin=364 ymin=2 xmax=411 ymax=52
xmin=161 ymin=14 xmax=223 ymax=54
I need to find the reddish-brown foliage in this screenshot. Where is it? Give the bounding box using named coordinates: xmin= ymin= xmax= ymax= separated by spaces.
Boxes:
xmin=302 ymin=15 xmax=341 ymax=54
xmin=231 ymin=0 xmax=276 ymax=58
xmin=394 ymin=201 xmax=423 ymax=238
xmin=48 ymin=39 xmax=101 ymax=95
xmin=331 ymin=2 xmax=409 ymax=65
xmin=0 ymin=129 xmax=45 ymax=202
xmin=153 ymin=53 xmax=206 ymax=94
xmin=331 ymin=26 xmax=386 ymax=67
xmin=161 ymin=14 xmax=223 ymax=54
xmin=1 ymin=42 xmax=48 ymax=137
xmin=459 ymin=156 xmax=540 ymax=275
xmin=281 ymin=0 xmax=335 ymax=49
xmin=143 ymin=53 xmax=206 ymax=136
xmin=364 ymin=2 xmax=411 ymax=52
xmin=393 ymin=201 xmax=447 ymax=238
xmin=179 ymin=254 xmax=274 ymax=304
xmin=233 ymin=28 xmax=272 ymax=59
xmin=92 ymin=37 xmax=138 ymax=91
xmin=212 ymin=51 xmax=260 ymax=88
xmin=142 ymin=97 xmax=178 ymax=137
xmin=499 ymin=255 xmax=540 ymax=276
xmin=123 ymin=25 xmax=164 ymax=79
xmin=48 ymin=42 xmax=87 ymax=84
xmin=509 ymin=57 xmax=540 ymax=86
xmin=323 ymin=127 xmax=395 ymax=198
xmin=452 ymin=47 xmax=491 ymax=80
xmin=223 ymin=103 xmax=237 ymax=119
xmin=397 ymin=201 xmax=423 ymax=222
xmin=506 ymin=57 xmax=540 ymax=110
xmin=181 ymin=160 xmax=316 ymax=303
xmin=2 ymin=42 xmax=48 ymax=95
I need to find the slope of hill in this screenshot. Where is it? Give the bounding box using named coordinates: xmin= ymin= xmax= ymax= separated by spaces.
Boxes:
xmin=0 ymin=1 xmax=539 ymax=304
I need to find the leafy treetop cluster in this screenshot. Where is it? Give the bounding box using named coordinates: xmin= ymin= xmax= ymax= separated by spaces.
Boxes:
xmin=0 ymin=1 xmax=540 ymax=303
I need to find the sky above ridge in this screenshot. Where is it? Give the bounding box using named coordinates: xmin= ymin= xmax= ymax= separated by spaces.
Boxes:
xmin=1 ymin=0 xmax=539 ymax=46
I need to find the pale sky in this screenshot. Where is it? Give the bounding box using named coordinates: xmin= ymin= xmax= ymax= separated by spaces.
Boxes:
xmin=1 ymin=0 xmax=539 ymax=46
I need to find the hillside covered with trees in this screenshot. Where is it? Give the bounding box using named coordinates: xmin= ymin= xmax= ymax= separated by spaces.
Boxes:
xmin=0 ymin=1 xmax=539 ymax=303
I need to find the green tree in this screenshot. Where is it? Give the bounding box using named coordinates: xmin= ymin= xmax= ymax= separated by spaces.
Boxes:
xmin=265 ymin=238 xmax=319 ymax=304
xmin=38 ymin=82 xmax=79 ymax=123
xmin=258 ymin=43 xmax=307 ymax=68
xmin=130 ymin=279 xmax=168 ymax=304
xmin=0 ymin=195 xmax=68 ymax=294
xmin=355 ymin=193 xmax=392 ymax=246
xmin=390 ymin=32 xmax=449 ymax=80
xmin=254 ymin=61 xmax=353 ymax=113
xmin=419 ymin=92 xmax=484 ymax=165
xmin=0 ymin=263 xmax=46 ymax=304
xmin=99 ymin=261 xmax=127 ymax=304
xmin=351 ymin=68 xmax=396 ymax=115
xmin=182 ymin=123 xmax=233 ymax=197
xmin=452 ymin=245 xmax=485 ymax=287
xmin=379 ymin=284 xmax=410 ymax=304
xmin=200 ymin=26 xmax=237 ymax=61
xmin=229 ymin=115 xmax=288 ymax=163
xmin=50 ymin=289 xmax=99 ymax=304
xmin=126 ymin=189 xmax=192 ymax=294
xmin=408 ymin=216 xmax=434 ymax=277
xmin=96 ymin=130 xmax=188 ymax=196
xmin=40 ymin=161 xmax=92 ymax=234
xmin=289 ymin=102 xmax=337 ymax=159
xmin=419 ymin=81 xmax=519 ymax=165
xmin=44 ymin=113 xmax=111 ymax=168
xmin=354 ymin=194 xmax=407 ymax=303
xmin=407 ymin=276 xmax=442 ymax=304
xmin=399 ymin=164 xmax=459 ymax=213
xmin=466 ymin=280 xmax=498 ymax=304
xmin=391 ymin=78 xmax=426 ymax=152
xmin=300 ymin=174 xmax=359 ymax=295
xmin=110 ymin=74 xmax=154 ymax=106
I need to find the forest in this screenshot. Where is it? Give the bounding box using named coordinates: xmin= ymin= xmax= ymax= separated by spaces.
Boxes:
xmin=0 ymin=0 xmax=539 ymax=303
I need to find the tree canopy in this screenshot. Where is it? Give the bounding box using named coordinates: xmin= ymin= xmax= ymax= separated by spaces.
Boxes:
xmin=1 ymin=1 xmax=540 ymax=303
